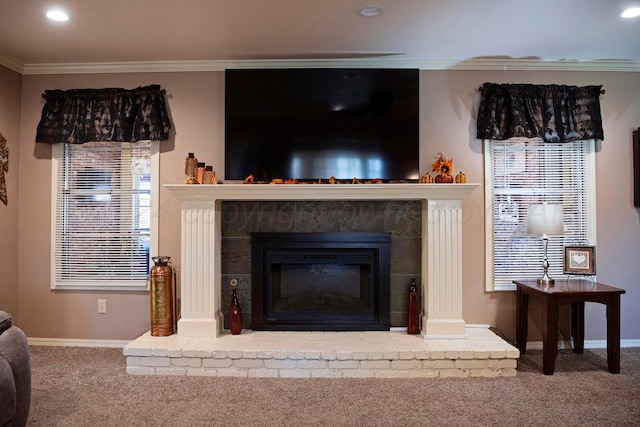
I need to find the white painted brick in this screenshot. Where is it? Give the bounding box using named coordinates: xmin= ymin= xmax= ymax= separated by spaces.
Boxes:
xmin=490 ymin=350 xmax=506 ymax=358
xmin=423 ymin=359 xmax=454 ymax=369
xmin=398 ymin=351 xmax=415 ymax=360
xmin=182 ymin=349 xmax=198 ymax=358
xmin=455 ymin=359 xmax=488 ymax=369
xmin=167 ymin=349 xmax=183 ymax=357
xmin=202 ymin=358 xmax=232 ymax=368
xmin=234 ymin=359 xmax=264 ymax=369
xmin=506 ymin=348 xmax=520 ymax=358
xmin=295 ymin=360 xmax=327 ymax=369
xmin=439 ymin=369 xmax=470 ymax=378
xmin=328 ymin=360 xmax=359 ymax=369
xmin=227 ymin=351 xmax=243 ymax=359
xmin=216 ymin=368 xmax=249 ymax=378
xmin=279 ymin=369 xmax=311 ymax=378
xmin=500 ymin=368 xmax=517 ymax=377
xmin=392 ymin=359 xmax=422 ymax=370
xmin=444 ymin=351 xmax=459 ymax=360
xmin=264 ymin=359 xmax=297 ymax=369
xmin=487 ymin=359 xmax=517 ymax=369
xmin=171 ymin=357 xmax=202 ymax=368
xmin=342 ymin=369 xmax=375 ymax=378
xmin=187 ymin=368 xmax=218 ymax=377
xmin=375 ymin=369 xmax=438 ymax=378
xmin=336 ymin=352 xmax=353 ymax=361
xmin=429 ymin=350 xmax=445 ymax=359
xmin=211 ymin=351 xmax=227 ymax=359
xmin=352 ymin=352 xmax=368 ymax=360
xmin=304 ymin=351 xmax=321 ymax=359
xmin=311 ymin=370 xmax=343 ymax=378
xmin=320 ymin=351 xmax=337 ymax=360
xmin=129 ymin=356 xmax=170 ymax=367
xmin=383 ymin=351 xmax=399 ymax=359
xmin=470 ymin=368 xmax=503 ymax=378
xmin=473 ymin=350 xmax=491 ymax=359
xmin=458 ymin=350 xmax=475 ymax=359
xmin=124 ymin=347 xmax=153 ymax=357
xmin=242 ymin=350 xmax=258 ymax=359
xmin=151 ymin=348 xmax=168 ymax=357
xmin=248 ymin=369 xmax=279 ymax=378
xmin=359 ymin=360 xmax=390 ymax=370
xmin=256 ymin=351 xmax=274 ymax=359
xmin=155 ymin=367 xmax=187 ymax=376
xmin=414 ymin=351 xmax=430 ymax=360
xmin=196 ymin=350 xmax=212 ymax=358
xmin=288 ymin=351 xmax=305 ymax=360
xmin=367 ymin=351 xmax=385 ymax=360
xmin=272 ymin=351 xmax=289 ymax=360
xmin=126 ymin=366 xmax=155 ymax=375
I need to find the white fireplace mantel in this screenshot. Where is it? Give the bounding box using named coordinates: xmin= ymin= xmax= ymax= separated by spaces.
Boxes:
xmin=165 ymin=183 xmax=478 ymax=339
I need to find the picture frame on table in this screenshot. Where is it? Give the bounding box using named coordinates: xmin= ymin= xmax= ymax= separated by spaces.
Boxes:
xmin=564 ymin=246 xmax=596 ymax=275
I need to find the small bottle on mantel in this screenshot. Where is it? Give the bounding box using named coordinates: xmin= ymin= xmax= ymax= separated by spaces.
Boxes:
xmin=184 ymin=153 xmax=197 ymax=184
xmin=407 ymin=279 xmax=420 ymax=334
xmin=229 ymin=279 xmax=243 ymax=335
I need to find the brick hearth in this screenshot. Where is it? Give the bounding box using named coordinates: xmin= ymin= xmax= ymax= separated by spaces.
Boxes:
xmin=125 ymin=327 xmax=518 ymax=378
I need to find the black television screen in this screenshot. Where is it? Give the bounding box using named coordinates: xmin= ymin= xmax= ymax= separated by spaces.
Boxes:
xmin=224 ymin=68 xmax=419 ymax=182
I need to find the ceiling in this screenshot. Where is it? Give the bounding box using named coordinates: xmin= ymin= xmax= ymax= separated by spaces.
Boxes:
xmin=1 ymin=0 xmax=639 ymax=73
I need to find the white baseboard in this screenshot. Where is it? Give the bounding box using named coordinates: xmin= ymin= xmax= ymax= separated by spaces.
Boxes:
xmin=28 ymin=337 xmax=130 ymax=348
xmin=525 ymin=339 xmax=640 ymax=350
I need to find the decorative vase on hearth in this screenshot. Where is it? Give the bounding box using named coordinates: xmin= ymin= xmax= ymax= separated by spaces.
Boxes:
xmin=229 ymin=288 xmax=243 ymax=335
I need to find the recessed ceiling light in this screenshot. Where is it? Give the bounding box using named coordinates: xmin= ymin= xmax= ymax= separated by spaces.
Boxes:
xmin=621 ymin=7 xmax=640 ymax=18
xmin=357 ymin=5 xmax=384 ymax=17
xmin=46 ymin=9 xmax=70 ymax=22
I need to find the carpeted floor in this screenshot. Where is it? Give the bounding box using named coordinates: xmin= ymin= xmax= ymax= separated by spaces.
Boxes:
xmin=26 ymin=345 xmax=640 ymax=426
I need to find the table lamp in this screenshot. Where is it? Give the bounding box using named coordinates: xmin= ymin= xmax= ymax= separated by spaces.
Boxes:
xmin=527 ymin=203 xmax=564 ymax=285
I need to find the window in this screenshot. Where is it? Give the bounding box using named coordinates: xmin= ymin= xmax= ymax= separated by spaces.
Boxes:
xmin=51 ymin=140 xmax=159 ymax=291
xmin=484 ymin=138 xmax=596 ymax=291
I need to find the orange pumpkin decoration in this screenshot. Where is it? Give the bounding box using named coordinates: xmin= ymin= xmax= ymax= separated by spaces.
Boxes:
xmin=420 ymin=173 xmax=433 ymax=183
xmin=455 ymin=171 xmax=467 ymax=183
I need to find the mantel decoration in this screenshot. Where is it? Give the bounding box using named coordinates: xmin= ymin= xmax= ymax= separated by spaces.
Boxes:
xmin=0 ymin=132 xmax=7 ymax=205
xmin=432 ymin=153 xmax=454 ymax=183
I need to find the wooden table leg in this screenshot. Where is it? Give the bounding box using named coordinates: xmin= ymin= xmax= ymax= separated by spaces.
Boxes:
xmin=542 ymin=295 xmax=559 ymax=375
xmin=571 ymin=302 xmax=585 ymax=354
xmin=607 ymin=295 xmax=621 ymax=374
xmin=516 ymin=288 xmax=528 ymax=354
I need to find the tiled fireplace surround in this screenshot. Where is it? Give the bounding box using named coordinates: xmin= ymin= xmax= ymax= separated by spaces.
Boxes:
xmin=124 ymin=184 xmax=519 ymax=378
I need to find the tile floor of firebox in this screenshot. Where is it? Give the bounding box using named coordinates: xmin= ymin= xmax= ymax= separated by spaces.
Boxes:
xmin=124 ymin=326 xmax=520 ymax=378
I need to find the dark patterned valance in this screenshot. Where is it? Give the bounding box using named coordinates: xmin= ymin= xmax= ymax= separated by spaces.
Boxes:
xmin=36 ymin=84 xmax=171 ymax=144
xmin=476 ymin=83 xmax=604 ymax=142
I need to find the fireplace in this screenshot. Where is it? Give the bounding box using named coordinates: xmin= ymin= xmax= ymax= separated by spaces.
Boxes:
xmin=251 ymin=232 xmax=391 ymax=331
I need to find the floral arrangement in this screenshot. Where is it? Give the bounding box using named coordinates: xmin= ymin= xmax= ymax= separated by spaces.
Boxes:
xmin=431 ymin=153 xmax=453 ymax=177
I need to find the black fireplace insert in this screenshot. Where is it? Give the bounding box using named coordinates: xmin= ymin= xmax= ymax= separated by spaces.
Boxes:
xmin=251 ymin=232 xmax=391 ymax=331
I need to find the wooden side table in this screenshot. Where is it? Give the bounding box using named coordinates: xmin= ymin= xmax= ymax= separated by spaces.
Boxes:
xmin=513 ymin=279 xmax=625 ymax=375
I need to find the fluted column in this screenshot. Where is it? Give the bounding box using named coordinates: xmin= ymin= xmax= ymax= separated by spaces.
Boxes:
xmin=421 ymin=199 xmax=466 ymax=337
xmin=176 ymin=200 xmax=223 ymax=338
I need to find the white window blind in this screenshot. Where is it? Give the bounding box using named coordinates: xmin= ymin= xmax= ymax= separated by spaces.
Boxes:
xmin=51 ymin=140 xmax=159 ymax=291
xmin=484 ymin=138 xmax=596 ymax=291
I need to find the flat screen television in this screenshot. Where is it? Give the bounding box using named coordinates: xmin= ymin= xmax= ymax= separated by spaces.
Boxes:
xmin=224 ymin=68 xmax=419 ymax=182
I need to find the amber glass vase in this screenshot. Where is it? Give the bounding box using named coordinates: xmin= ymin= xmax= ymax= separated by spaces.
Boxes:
xmin=229 ymin=289 xmax=243 ymax=335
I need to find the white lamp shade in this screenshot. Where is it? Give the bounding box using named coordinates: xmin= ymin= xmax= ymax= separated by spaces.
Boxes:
xmin=526 ymin=204 xmax=564 ymax=236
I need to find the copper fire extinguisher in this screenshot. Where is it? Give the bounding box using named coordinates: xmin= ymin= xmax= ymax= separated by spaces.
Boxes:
xmin=150 ymin=256 xmax=178 ymax=336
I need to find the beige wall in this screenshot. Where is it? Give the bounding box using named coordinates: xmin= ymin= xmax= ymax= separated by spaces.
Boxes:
xmin=9 ymin=68 xmax=640 ymax=343
xmin=0 ymin=66 xmax=21 ymax=318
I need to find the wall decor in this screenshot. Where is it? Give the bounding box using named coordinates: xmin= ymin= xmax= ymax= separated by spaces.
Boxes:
xmin=564 ymin=246 xmax=596 ymax=276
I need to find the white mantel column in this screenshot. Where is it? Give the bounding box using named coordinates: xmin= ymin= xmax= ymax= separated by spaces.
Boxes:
xmin=177 ymin=200 xmax=224 ymax=338
xmin=421 ymin=199 xmax=466 ymax=337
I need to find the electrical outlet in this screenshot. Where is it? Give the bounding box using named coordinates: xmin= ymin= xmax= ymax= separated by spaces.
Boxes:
xmin=98 ymin=299 xmax=107 ymax=314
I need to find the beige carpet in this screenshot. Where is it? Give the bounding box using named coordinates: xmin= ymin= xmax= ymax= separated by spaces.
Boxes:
xmin=26 ymin=345 xmax=640 ymax=426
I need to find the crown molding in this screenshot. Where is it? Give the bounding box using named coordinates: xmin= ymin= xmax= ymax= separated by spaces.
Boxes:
xmin=3 ymin=56 xmax=639 ymax=75
xmin=0 ymin=54 xmax=25 ymax=74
